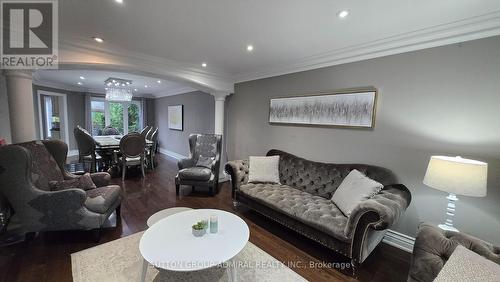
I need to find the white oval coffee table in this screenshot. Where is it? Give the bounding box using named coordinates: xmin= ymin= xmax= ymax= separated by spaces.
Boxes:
xmin=139 ymin=209 xmax=249 ymax=281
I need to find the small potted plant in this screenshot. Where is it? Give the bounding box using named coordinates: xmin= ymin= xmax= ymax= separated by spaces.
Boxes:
xmin=192 ymin=221 xmax=206 ymax=237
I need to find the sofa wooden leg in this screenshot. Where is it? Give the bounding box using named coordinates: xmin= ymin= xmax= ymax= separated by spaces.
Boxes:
xmin=175 ymin=184 xmax=180 ymax=195
xmin=209 ymin=186 xmax=214 ymax=196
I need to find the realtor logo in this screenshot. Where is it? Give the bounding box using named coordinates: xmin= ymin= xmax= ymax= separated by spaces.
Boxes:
xmin=1 ymin=0 xmax=58 ymax=69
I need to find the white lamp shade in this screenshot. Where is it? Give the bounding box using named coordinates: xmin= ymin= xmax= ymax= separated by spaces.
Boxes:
xmin=423 ymin=156 xmax=487 ymax=197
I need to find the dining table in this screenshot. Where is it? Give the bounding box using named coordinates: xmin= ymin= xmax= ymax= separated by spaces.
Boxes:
xmin=93 ymin=135 xmax=154 ymax=176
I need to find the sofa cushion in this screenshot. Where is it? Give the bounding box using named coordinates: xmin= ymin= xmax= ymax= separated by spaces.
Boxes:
xmin=178 ymin=167 xmax=212 ymax=181
xmin=84 ymin=185 xmax=121 ymax=214
xmin=248 ymin=156 xmax=280 ymax=184
xmin=331 ymin=169 xmax=384 ymax=216
xmin=19 ymin=141 xmax=63 ymax=191
xmin=239 ymin=183 xmax=349 ymax=241
xmin=49 ymin=173 xmax=97 ymax=191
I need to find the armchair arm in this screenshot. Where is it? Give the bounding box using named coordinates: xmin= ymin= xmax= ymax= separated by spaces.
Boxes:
xmin=90 ymin=172 xmax=111 ymax=187
xmin=224 ymin=160 xmax=249 ymax=198
xmin=344 ymin=184 xmax=411 ymax=239
xmin=178 ymin=157 xmax=194 ymax=170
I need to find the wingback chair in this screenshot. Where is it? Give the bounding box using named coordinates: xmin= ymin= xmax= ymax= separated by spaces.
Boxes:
xmin=175 ymin=134 xmax=222 ymax=196
xmin=119 ymin=133 xmax=146 ymax=181
xmin=74 ymin=125 xmax=101 ymax=172
xmin=147 ymin=127 xmax=159 ymax=169
xmin=0 ymin=140 xmax=122 ymax=238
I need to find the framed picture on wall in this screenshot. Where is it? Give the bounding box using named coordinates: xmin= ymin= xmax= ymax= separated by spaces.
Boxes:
xmin=269 ymin=87 xmax=377 ymax=128
xmin=168 ymin=105 xmax=184 ymax=131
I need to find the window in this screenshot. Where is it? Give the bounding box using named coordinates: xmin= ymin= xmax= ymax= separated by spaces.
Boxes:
xmin=90 ymin=98 xmax=143 ymax=135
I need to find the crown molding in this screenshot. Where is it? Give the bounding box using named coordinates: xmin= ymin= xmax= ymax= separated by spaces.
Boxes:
xmin=235 ymin=11 xmax=500 ymax=83
xmin=58 ymin=36 xmax=234 ymax=93
xmin=151 ymin=86 xmax=199 ymax=98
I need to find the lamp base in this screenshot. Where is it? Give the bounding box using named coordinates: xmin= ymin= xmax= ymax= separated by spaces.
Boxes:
xmin=438 ymin=224 xmax=458 ymax=232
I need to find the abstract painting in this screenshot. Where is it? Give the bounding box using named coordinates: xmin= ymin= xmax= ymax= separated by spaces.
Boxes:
xmin=269 ymin=89 xmax=377 ymax=128
xmin=168 ymin=105 xmax=183 ymax=130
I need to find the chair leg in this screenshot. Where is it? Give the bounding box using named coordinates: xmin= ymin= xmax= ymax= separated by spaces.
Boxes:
xmin=150 ymin=152 xmax=155 ymax=170
xmin=141 ymin=163 xmax=146 ymax=178
xmin=116 ymin=204 xmax=121 ymax=218
xmin=209 ymin=185 xmax=214 ymax=196
xmin=122 ymin=163 xmax=126 ymax=181
xmin=192 ymin=185 xmax=195 ymax=192
xmin=175 ymin=184 xmax=180 ymax=195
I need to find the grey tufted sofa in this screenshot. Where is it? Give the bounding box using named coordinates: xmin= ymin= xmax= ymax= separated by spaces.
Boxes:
xmin=408 ymin=223 xmax=500 ymax=282
xmin=225 ymin=149 xmax=411 ymax=264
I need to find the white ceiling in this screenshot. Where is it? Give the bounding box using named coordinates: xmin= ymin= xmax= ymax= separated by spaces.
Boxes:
xmin=40 ymin=0 xmax=500 ymax=93
xmin=33 ymin=70 xmax=196 ymax=97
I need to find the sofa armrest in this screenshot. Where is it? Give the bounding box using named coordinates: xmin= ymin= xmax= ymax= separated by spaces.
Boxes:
xmin=224 ymin=160 xmax=249 ymax=198
xmin=178 ymin=157 xmax=194 ymax=170
xmin=345 ymin=184 xmax=411 ymax=239
xmin=90 ymin=172 xmax=111 ymax=187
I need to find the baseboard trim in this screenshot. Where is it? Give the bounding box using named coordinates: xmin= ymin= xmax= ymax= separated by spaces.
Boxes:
xmin=382 ymin=229 xmax=415 ymax=253
xmin=158 ymin=148 xmax=187 ymax=160
xmin=68 ymin=150 xmax=79 ymax=157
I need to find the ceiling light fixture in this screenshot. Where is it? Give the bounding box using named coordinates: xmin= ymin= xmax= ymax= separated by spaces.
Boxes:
xmin=134 ymin=88 xmax=138 ymax=91
xmin=104 ymin=77 xmax=133 ymax=101
xmin=79 ymin=76 xmax=85 ymax=80
xmin=77 ymin=82 xmax=82 ymax=85
xmin=157 ymin=80 xmax=161 ymax=84
xmin=115 ymin=0 xmax=123 ymax=3
xmin=145 ymin=85 xmax=148 ymax=88
xmin=337 ymin=10 xmax=349 ymax=19
xmin=93 ymin=37 xmax=104 ymax=43
xmin=246 ymin=45 xmax=254 ymax=52
xmin=201 ymin=62 xmax=207 ymax=68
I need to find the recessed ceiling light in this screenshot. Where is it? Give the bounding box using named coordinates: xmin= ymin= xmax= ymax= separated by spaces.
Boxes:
xmin=337 ymin=10 xmax=349 ymax=19
xmin=115 ymin=0 xmax=123 ymax=3
xmin=201 ymin=62 xmax=207 ymax=68
xmin=157 ymin=80 xmax=161 ymax=84
xmin=134 ymin=88 xmax=138 ymax=91
xmin=93 ymin=37 xmax=104 ymax=43
xmin=144 ymin=85 xmax=148 ymax=88
xmin=77 ymin=82 xmax=82 ymax=85
xmin=246 ymin=45 xmax=254 ymax=52
xmin=79 ymin=76 xmax=85 ymax=80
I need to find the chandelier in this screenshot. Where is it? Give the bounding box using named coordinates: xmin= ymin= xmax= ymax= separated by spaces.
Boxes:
xmin=104 ymin=77 xmax=133 ymax=102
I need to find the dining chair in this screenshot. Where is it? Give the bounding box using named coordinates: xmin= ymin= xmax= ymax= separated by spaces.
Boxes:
xmin=102 ymin=126 xmax=120 ymax=136
xmin=74 ymin=126 xmax=102 ymax=172
xmin=140 ymin=126 xmax=152 ymax=139
xmin=119 ymin=133 xmax=146 ymax=181
xmin=147 ymin=128 xmax=159 ymax=169
xmin=146 ymin=126 xmax=156 ymax=141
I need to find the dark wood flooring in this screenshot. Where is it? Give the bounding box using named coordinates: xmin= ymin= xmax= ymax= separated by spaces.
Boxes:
xmin=0 ymin=154 xmax=411 ymax=282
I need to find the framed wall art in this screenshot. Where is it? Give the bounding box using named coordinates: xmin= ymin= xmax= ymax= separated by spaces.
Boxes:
xmin=269 ymin=88 xmax=377 ymax=128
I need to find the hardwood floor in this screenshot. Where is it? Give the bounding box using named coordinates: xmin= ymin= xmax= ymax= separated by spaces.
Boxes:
xmin=0 ymin=154 xmax=411 ymax=282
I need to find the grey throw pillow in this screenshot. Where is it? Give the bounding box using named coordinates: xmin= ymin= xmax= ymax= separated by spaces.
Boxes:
xmin=196 ymin=155 xmax=214 ymax=169
xmin=331 ymin=169 xmax=383 ymax=216
xmin=49 ymin=173 xmax=97 ymax=191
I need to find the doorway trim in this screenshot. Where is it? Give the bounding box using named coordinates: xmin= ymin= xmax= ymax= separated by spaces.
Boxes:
xmin=37 ymin=90 xmax=70 ymax=147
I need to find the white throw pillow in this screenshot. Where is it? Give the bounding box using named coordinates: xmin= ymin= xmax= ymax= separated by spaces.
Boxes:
xmin=331 ymin=169 xmax=384 ymax=216
xmin=248 ymin=156 xmax=281 ymax=184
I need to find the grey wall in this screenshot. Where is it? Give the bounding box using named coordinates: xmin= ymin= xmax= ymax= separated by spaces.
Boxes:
xmin=227 ymin=36 xmax=500 ymax=244
xmin=154 ymin=91 xmax=214 ymax=156
xmin=0 ymin=73 xmax=11 ymax=143
xmin=32 ymin=85 xmax=86 ymax=151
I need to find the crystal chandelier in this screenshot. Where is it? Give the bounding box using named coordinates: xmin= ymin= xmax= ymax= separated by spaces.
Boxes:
xmin=104 ymin=77 xmax=133 ymax=102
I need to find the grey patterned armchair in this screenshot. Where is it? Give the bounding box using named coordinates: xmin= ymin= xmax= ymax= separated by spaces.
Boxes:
xmin=0 ymin=140 xmax=122 ymax=238
xmin=175 ymin=134 xmax=222 ymax=196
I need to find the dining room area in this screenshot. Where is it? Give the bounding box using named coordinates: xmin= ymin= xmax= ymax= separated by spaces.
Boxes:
xmin=73 ymin=125 xmax=159 ymax=181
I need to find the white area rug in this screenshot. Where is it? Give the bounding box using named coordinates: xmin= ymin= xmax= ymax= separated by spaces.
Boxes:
xmin=71 ymin=232 xmax=306 ymax=282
